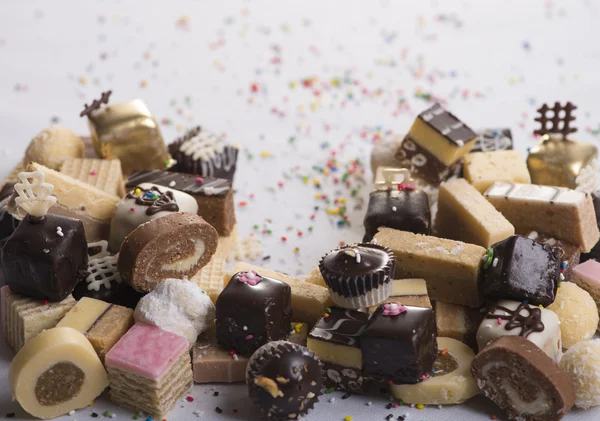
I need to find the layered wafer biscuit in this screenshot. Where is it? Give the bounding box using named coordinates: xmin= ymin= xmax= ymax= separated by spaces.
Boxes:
xmin=6 ymin=162 xmax=119 ymax=242
xmin=60 ymin=158 xmax=126 ymax=197
xmin=57 ymin=297 xmax=133 ymax=361
xmin=2 ymin=159 xmax=25 ymax=186
xmin=1 ymin=285 xmax=76 ymax=352
xmin=214 ymin=224 xmax=238 ymax=259
xmin=190 ymin=255 xmax=227 ymax=303
xmin=106 ymin=323 xmax=193 ymax=419
xmin=227 ymin=234 xmax=263 ymax=262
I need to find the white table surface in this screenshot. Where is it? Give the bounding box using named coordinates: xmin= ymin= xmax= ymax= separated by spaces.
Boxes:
xmin=2 ymin=0 xmax=600 ymax=419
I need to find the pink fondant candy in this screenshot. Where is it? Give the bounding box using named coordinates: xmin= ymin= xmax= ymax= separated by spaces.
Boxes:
xmin=238 ymin=270 xmax=261 ymax=286
xmin=105 ymin=322 xmax=188 ymax=380
xmin=573 ymin=260 xmax=600 ymax=288
xmin=382 ymin=302 xmax=407 ymax=316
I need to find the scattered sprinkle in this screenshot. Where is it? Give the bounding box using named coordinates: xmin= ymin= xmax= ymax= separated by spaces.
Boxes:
xmin=416 ymin=403 xmax=425 ymax=410
xmin=213 ymin=391 xmax=220 ymax=397
xmin=215 ymin=407 xmax=223 ymax=414
xmin=341 ymin=392 xmax=352 ymax=400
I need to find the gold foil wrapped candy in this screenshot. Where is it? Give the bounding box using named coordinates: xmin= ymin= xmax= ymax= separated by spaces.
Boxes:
xmin=81 ymin=92 xmax=172 ymax=175
xmin=527 ymin=102 xmax=597 ymax=189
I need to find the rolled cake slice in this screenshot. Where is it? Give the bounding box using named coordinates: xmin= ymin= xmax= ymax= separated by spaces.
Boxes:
xmin=472 ymin=335 xmax=575 ymax=421
xmin=7 ymin=162 xmax=119 ymax=242
xmin=105 ymin=322 xmax=192 ymax=419
xmin=1 ymin=285 xmax=76 ymax=352
xmin=57 ymin=297 xmax=134 ymax=361
xmin=9 ymin=327 xmax=109 ymax=419
xmin=125 ymin=169 xmax=236 ymax=236
xmin=118 ymin=212 xmax=218 ymax=293
xmin=60 ymin=157 xmax=126 ymax=197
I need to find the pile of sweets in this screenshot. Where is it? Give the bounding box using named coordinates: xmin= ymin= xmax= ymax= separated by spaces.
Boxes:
xmin=3 ymin=95 xmax=600 ymax=421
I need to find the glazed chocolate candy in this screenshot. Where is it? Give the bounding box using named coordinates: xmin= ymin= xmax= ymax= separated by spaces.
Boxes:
xmin=363 ymin=188 xmax=431 ymax=242
xmin=216 ymin=271 xmax=292 ymax=356
xmin=482 ymin=235 xmax=560 ymax=306
xmin=361 ymin=303 xmax=437 ymax=384
xmin=526 ymin=231 xmax=580 ymax=282
xmin=2 ymin=214 xmax=88 ymax=302
xmin=247 ymin=341 xmax=323 ymax=420
xmin=472 ymin=335 xmax=575 ymax=421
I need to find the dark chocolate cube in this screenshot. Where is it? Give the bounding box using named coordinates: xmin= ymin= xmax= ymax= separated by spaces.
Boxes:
xmin=361 ymin=304 xmax=437 ymax=384
xmin=482 ymin=235 xmax=560 ymax=306
xmin=2 ymin=214 xmax=88 ymax=302
xmin=216 ymin=271 xmax=292 ymax=356
xmin=526 ymin=231 xmax=580 ymax=282
xmin=363 ymin=190 xmax=431 ymax=242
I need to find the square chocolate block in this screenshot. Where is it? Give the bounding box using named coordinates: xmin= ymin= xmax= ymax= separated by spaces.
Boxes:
xmin=482 ymin=235 xmax=561 ymax=306
xmin=526 ymin=231 xmax=580 ymax=282
xmin=2 ymin=214 xmax=88 ymax=302
xmin=307 ymin=307 xmax=370 ymax=370
xmin=216 ymin=270 xmax=292 ymax=356
xmin=363 ymin=189 xmax=431 ymax=242
xmin=361 ymin=304 xmax=437 ymax=384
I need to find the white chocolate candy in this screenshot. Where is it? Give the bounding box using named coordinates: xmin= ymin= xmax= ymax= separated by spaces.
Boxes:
xmin=24 ymin=125 xmax=84 ymax=170
xmin=560 ymin=339 xmax=600 ymax=409
xmin=9 ymin=327 xmax=109 ymax=419
xmin=476 ymin=300 xmax=562 ymax=362
xmin=134 ymin=278 xmax=215 ymax=345
xmin=109 ymin=182 xmax=199 ymax=251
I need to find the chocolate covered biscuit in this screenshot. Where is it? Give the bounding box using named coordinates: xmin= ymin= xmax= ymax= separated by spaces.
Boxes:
xmin=472 ymin=335 xmax=575 ymax=421
xmin=126 ymin=169 xmax=236 ymax=236
xmin=118 ymin=212 xmax=218 ymax=292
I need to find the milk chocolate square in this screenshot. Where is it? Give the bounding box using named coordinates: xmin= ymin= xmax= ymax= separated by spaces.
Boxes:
xmin=363 ymin=189 xmax=431 ymax=242
xmin=361 ymin=304 xmax=437 ymax=384
xmin=482 ymin=235 xmax=560 ymax=306
xmin=216 ymin=271 xmax=292 ymax=356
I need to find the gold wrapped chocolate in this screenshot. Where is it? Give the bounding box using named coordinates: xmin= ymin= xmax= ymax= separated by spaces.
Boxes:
xmin=527 ymin=102 xmax=597 ymax=188
xmin=82 ymin=92 xmax=172 ymax=175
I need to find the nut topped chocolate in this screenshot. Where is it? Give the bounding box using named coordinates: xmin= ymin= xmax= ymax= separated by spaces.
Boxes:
xmin=319 ymin=243 xmax=395 ymax=309
xmin=247 ymin=341 xmax=323 ymax=420
xmin=216 ymin=271 xmax=292 ymax=356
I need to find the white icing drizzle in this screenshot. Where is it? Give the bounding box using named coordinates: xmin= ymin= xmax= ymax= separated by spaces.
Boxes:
xmin=475 ymin=130 xmax=512 ymax=152
xmin=485 ymin=182 xmax=585 ymax=206
xmin=310 ymin=310 xmax=367 ymax=345
xmin=86 ymin=253 xmax=121 ymax=291
xmin=179 ymin=130 xmax=225 ymax=161
xmin=200 ymin=146 xmax=237 ymax=177
xmin=14 ymin=170 xmax=57 ymax=217
xmin=87 ymin=240 xmax=110 ymax=259
xmin=576 ymin=159 xmax=598 ymax=193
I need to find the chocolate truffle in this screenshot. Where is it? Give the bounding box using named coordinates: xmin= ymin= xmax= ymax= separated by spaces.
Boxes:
xmin=118 ymin=212 xmax=218 ymax=293
xmin=126 ymin=169 xmax=236 ymax=236
xmin=363 ymin=189 xmax=431 ymax=242
xmin=472 ymin=335 xmax=575 ymax=421
xmin=247 ymin=341 xmax=323 ymax=420
xmin=216 ymin=271 xmax=292 ymax=356
xmin=361 ymin=303 xmax=438 ymax=384
xmin=168 ymin=126 xmax=239 ymax=181
xmin=2 ymin=214 xmax=88 ymax=302
xmin=319 ymin=243 xmax=395 ymax=309
xmin=482 ymin=235 xmax=560 ymax=306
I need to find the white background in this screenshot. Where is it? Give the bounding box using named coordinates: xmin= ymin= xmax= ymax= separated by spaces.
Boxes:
xmin=2 ymin=0 xmax=600 ymax=420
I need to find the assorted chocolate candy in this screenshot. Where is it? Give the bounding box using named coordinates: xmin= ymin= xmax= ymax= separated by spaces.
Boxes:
xmin=4 ymin=98 xmax=600 ymax=421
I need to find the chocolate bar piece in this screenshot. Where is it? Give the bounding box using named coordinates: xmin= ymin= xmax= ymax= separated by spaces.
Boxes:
xmin=307 ymin=307 xmax=369 ymax=370
xmin=192 ymin=322 xmax=308 ymax=383
xmin=526 ymin=231 xmax=580 ymax=282
xmin=434 ymin=301 xmax=483 ymax=351
xmin=482 ymin=235 xmax=560 ymax=306
xmin=471 ymin=128 xmax=513 ymax=153
xmin=363 ymin=188 xmax=431 ymax=242
xmin=109 ymin=182 xmax=199 ymax=251
xmin=435 ymin=178 xmax=514 ymax=248
xmin=374 ymin=228 xmax=485 ymax=308
xmin=118 ymin=212 xmax=218 ymax=293
xmin=395 ymin=135 xmax=463 ymax=186
xmin=2 ymin=214 xmax=88 ymax=302
xmin=57 ymin=297 xmax=134 ymax=361
xmin=1 ymin=285 xmax=76 ymax=352
xmin=126 ymin=169 xmax=235 ymax=236
xmin=485 ymin=182 xmax=600 ymax=253
xmin=472 ymin=335 xmax=575 ymax=421
xmin=168 ymin=126 xmax=239 ymax=181
xmin=216 ymin=270 xmax=292 ymax=356
xmin=464 ymin=150 xmax=530 ymax=193
xmin=367 ymin=278 xmax=431 ymax=313
xmin=407 ymin=103 xmax=477 ymax=166
xmin=361 ymin=304 xmax=438 ymax=384
xmin=477 ymin=300 xmax=562 ymax=362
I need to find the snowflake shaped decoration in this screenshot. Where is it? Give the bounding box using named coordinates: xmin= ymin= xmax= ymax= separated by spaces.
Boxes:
xmin=14 ymin=170 xmax=57 ymax=217
xmin=85 ymin=240 xmax=121 ymax=291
